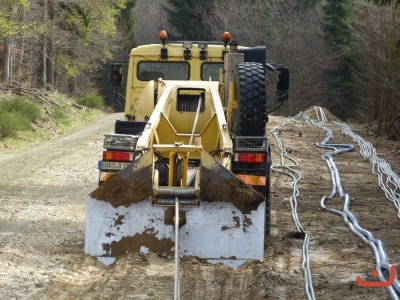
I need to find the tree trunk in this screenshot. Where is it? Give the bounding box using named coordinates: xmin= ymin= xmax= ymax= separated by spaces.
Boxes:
xmin=68 ymin=76 xmax=77 ymax=98
xmin=46 ymin=0 xmax=55 ymax=89
xmin=2 ymin=38 xmax=11 ymax=84
xmin=39 ymin=0 xmax=48 ymax=88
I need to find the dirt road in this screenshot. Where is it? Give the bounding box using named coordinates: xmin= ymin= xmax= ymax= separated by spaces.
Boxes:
xmin=0 ymin=111 xmax=399 ymax=299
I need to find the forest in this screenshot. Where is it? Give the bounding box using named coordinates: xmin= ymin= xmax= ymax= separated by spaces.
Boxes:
xmin=0 ymin=0 xmax=399 ymax=132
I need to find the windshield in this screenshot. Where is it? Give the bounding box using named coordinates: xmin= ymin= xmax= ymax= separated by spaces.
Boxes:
xmin=201 ymin=63 xmax=223 ymax=81
xmin=137 ymin=61 xmax=190 ymax=81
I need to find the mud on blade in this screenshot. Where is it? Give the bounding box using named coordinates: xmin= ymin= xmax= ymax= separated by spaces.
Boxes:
xmin=84 ymin=150 xmax=267 ymax=267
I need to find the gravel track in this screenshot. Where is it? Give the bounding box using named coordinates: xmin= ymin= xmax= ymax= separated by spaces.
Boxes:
xmin=0 ymin=112 xmax=399 ymax=299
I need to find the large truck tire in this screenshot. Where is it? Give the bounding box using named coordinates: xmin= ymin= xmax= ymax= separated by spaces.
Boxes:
xmin=236 ymin=62 xmax=267 ymax=136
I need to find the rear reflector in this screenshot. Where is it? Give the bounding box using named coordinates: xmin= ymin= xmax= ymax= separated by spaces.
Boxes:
xmin=237 ymin=174 xmax=267 ymax=186
xmin=234 ymin=153 xmax=266 ymax=163
xmin=99 ymin=171 xmax=115 ymax=182
xmin=103 ymin=151 xmax=134 ymax=162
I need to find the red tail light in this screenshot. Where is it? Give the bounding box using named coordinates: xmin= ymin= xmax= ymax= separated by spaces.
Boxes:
xmin=234 ymin=153 xmax=266 ymax=163
xmin=103 ymin=151 xmax=134 ymax=162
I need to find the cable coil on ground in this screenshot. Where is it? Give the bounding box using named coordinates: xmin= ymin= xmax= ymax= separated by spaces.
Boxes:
xmin=270 ymin=119 xmax=316 ymax=300
xmin=300 ymin=111 xmax=400 ymax=300
xmin=334 ymin=121 xmax=400 ymax=218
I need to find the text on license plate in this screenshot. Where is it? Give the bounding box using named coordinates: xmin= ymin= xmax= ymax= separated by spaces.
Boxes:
xmin=99 ymin=161 xmax=130 ymax=170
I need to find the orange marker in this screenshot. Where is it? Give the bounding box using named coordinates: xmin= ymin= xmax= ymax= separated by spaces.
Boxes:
xmin=357 ymin=265 xmax=396 ymax=288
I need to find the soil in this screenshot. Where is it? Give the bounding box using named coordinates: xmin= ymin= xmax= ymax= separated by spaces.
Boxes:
xmin=200 ymin=165 xmax=265 ymax=214
xmin=0 ymin=110 xmax=399 ymax=299
xmin=91 ymin=162 xmax=153 ymax=207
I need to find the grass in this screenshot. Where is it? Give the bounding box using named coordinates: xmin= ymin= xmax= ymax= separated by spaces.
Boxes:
xmin=0 ymin=111 xmax=31 ymax=137
xmin=76 ymin=94 xmax=104 ymax=109
xmin=50 ymin=107 xmax=67 ymax=119
xmin=0 ymin=96 xmax=42 ymax=138
xmin=0 ymin=95 xmax=42 ymax=123
xmin=0 ymin=93 xmax=106 ymax=153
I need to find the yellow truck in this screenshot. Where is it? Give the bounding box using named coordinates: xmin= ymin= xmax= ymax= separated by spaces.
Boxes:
xmin=85 ymin=31 xmax=289 ymax=268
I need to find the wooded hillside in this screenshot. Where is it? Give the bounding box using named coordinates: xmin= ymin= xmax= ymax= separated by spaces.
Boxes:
xmin=0 ymin=0 xmax=399 ymax=131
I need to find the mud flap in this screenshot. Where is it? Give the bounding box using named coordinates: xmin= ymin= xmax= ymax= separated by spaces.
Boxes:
xmin=85 ymin=150 xmax=266 ymax=267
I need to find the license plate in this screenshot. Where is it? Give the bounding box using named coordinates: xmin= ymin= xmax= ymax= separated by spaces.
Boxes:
xmin=98 ymin=161 xmax=130 ymax=170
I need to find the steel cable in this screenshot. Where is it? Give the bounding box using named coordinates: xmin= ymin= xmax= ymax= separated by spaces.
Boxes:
xmin=313 ymin=106 xmax=328 ymax=122
xmin=270 ymin=119 xmax=316 ymax=300
xmin=333 ymin=121 xmax=400 ymax=217
xmin=300 ymin=112 xmax=400 ymax=299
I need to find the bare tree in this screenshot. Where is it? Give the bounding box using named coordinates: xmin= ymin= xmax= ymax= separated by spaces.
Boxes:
xmin=200 ymin=0 xmax=263 ymax=46
xmin=133 ymin=0 xmax=173 ymax=45
xmin=200 ymin=0 xmax=329 ymax=115
xmin=0 ymin=0 xmax=31 ymax=84
xmin=352 ymin=1 xmax=400 ymax=131
xmin=260 ymin=1 xmax=331 ymax=115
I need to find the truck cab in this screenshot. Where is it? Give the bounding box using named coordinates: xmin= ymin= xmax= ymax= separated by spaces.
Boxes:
xmin=99 ymin=31 xmax=289 ymax=186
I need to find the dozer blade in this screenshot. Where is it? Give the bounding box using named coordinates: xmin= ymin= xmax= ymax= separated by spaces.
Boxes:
xmin=85 ymin=149 xmax=266 ymax=268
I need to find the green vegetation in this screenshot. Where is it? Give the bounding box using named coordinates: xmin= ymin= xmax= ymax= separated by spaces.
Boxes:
xmin=50 ymin=107 xmax=67 ymax=119
xmin=49 ymin=106 xmax=74 ymax=128
xmin=0 ymin=91 xmax=105 ymax=152
xmin=0 ymin=96 xmax=42 ymax=138
xmin=76 ymin=94 xmax=104 ymax=109
xmin=166 ymin=0 xmax=214 ymax=40
xmin=0 ymin=111 xmax=31 ymax=138
xmin=0 ymin=95 xmax=41 ymax=123
xmin=322 ymin=0 xmax=359 ymax=120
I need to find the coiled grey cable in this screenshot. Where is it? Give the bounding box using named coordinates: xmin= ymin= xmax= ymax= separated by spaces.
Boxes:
xmin=334 ymin=121 xmax=400 ymax=217
xmin=300 ymin=111 xmax=400 ymax=299
xmin=313 ymin=106 xmax=328 ymax=122
xmin=270 ymin=119 xmax=316 ymax=300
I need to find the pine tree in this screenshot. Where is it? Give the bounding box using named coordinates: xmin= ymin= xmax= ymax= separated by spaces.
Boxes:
xmin=367 ymin=0 xmax=399 ymax=5
xmin=165 ymin=0 xmax=214 ymax=40
xmin=322 ymin=0 xmax=359 ymax=119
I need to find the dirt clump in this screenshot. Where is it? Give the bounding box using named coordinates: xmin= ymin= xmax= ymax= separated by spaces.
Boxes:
xmin=301 ymin=106 xmax=340 ymax=122
xmin=200 ymin=166 xmax=264 ymax=214
xmin=91 ymin=164 xmax=152 ymax=207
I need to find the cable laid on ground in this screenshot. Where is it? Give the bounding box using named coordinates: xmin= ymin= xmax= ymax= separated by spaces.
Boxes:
xmin=333 ymin=121 xmax=400 ymax=218
xmin=300 ymin=111 xmax=399 ymax=299
xmin=270 ymin=119 xmax=316 ymax=300
xmin=314 ymin=106 xmax=327 ymax=122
